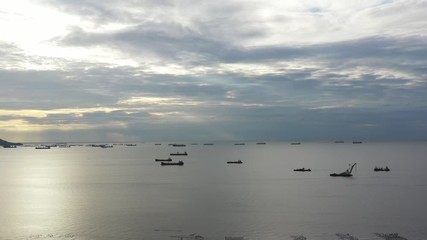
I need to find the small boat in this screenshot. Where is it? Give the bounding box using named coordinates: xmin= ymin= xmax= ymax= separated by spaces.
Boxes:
xmin=155 ymin=158 xmax=172 ymax=162
xmin=35 ymin=145 xmax=50 ymax=149
xmin=234 ymin=143 xmax=245 ymax=145
xmin=335 ymin=141 xmax=345 ymax=143
xmin=291 ymin=142 xmax=301 ymax=145
xmin=227 ymin=160 xmax=243 ymax=164
xmin=170 ymin=152 xmax=187 ymax=156
xmin=154 ymin=143 xmax=162 ymax=145
xmin=256 ymin=142 xmax=266 ymax=145
xmin=330 ymin=163 xmax=356 ymax=177
xmin=374 ymin=166 xmax=390 ymax=172
xmin=161 ymin=161 xmax=184 ymax=166
xmin=172 ymin=144 xmax=186 ymax=147
xmin=352 ymin=141 xmax=363 ymax=144
xmin=294 ymin=168 xmax=311 ymax=172
xmin=203 ymin=143 xmax=214 ymax=146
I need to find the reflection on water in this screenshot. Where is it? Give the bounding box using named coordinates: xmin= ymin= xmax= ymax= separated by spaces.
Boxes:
xmin=0 ymin=149 xmax=78 ymax=237
xmin=0 ymin=142 xmax=427 ymax=239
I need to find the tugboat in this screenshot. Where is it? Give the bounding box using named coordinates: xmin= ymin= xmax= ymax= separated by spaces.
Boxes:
xmin=374 ymin=166 xmax=390 ymax=172
xmin=330 ymin=163 xmax=357 ymax=177
xmin=227 ymin=160 xmax=243 ymax=164
xmin=155 ymin=158 xmax=172 ymax=162
xmin=161 ymin=161 xmax=184 ymax=166
xmin=170 ymin=151 xmax=187 ymax=156
xmin=293 ymin=168 xmax=311 ymax=172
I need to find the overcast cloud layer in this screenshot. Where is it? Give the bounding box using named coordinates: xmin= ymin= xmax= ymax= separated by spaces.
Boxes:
xmin=1 ymin=0 xmax=427 ymax=142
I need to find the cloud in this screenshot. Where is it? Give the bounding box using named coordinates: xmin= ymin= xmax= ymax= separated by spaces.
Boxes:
xmin=45 ymin=0 xmax=427 ymax=45
xmin=1 ymin=1 xmax=427 ymax=142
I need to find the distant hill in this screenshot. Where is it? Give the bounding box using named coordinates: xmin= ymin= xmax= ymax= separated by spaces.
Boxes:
xmin=0 ymin=139 xmax=23 ymax=146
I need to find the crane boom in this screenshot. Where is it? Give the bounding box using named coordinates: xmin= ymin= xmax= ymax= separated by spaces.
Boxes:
xmin=348 ymin=163 xmax=356 ymax=174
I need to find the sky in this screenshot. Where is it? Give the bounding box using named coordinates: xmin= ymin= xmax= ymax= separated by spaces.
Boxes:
xmin=1 ymin=0 xmax=427 ymax=143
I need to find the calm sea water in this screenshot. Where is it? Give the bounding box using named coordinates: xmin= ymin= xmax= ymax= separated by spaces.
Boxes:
xmin=0 ymin=142 xmax=426 ymax=240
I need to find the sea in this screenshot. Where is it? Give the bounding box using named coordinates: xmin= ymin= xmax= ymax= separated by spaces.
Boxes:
xmin=0 ymin=142 xmax=426 ymax=240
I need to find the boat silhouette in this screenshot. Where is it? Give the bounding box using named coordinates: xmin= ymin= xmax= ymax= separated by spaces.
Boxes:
xmin=294 ymin=168 xmax=311 ymax=172
xmin=330 ymin=163 xmax=356 ymax=177
xmin=35 ymin=145 xmax=50 ymax=149
xmin=161 ymin=161 xmax=184 ymax=166
xmin=170 ymin=152 xmax=187 ymax=156
xmin=374 ymin=166 xmax=390 ymax=172
xmin=155 ymin=158 xmax=172 ymax=162
xmin=227 ymin=160 xmax=243 ymax=164
xmin=172 ymin=144 xmax=186 ymax=147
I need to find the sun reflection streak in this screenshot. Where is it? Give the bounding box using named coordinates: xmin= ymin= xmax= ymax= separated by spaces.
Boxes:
xmin=2 ymin=148 xmax=81 ymax=235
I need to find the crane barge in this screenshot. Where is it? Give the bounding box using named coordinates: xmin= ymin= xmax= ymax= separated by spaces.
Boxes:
xmin=330 ymin=163 xmax=357 ymax=177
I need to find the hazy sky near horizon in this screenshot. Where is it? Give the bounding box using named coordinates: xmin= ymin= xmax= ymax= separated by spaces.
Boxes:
xmin=1 ymin=0 xmax=427 ymax=142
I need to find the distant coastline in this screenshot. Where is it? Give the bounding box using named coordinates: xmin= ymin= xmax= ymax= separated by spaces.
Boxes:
xmin=0 ymin=138 xmax=23 ymax=146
